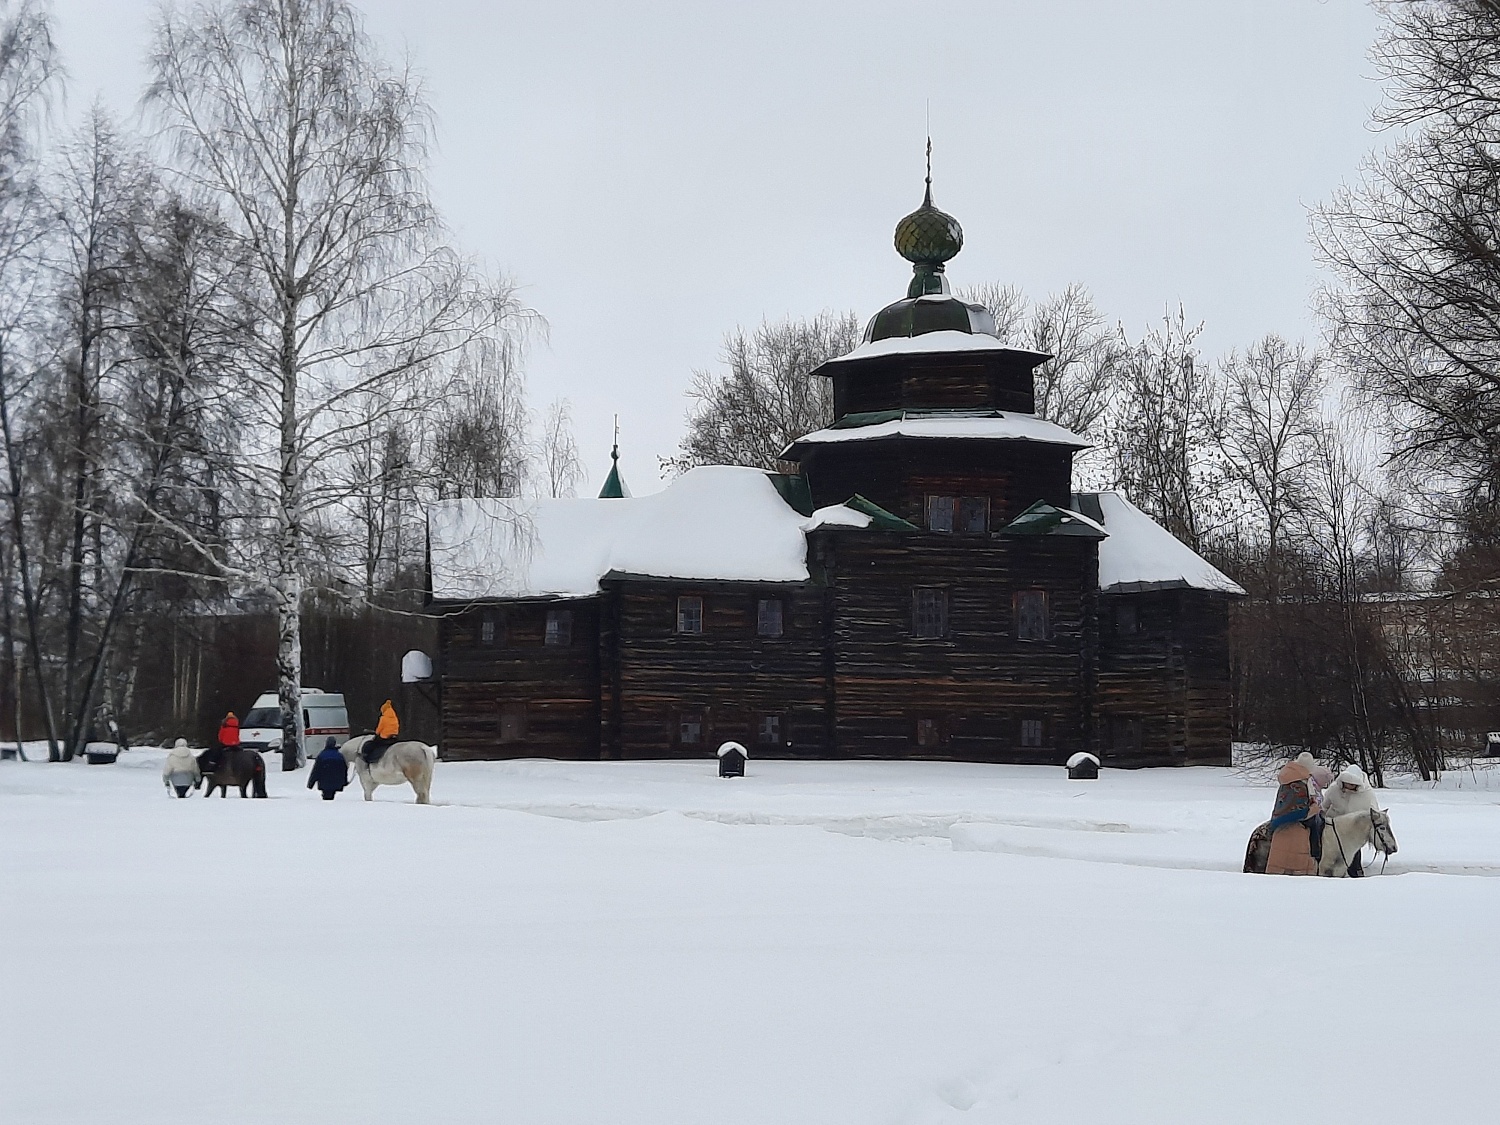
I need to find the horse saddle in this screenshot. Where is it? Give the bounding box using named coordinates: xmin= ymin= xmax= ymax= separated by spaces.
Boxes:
xmin=361 ymin=738 xmax=391 ymax=765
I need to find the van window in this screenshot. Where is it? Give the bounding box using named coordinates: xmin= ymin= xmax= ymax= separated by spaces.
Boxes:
xmin=243 ymin=707 xmax=280 ymax=728
xmin=305 ymin=708 xmax=347 ymax=735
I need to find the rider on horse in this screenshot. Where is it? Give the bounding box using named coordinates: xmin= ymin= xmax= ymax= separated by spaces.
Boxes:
xmin=361 ymin=700 xmax=400 ymax=764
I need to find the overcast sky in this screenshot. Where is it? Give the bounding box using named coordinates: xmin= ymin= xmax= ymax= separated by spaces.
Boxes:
xmin=49 ymin=0 xmax=1386 ymax=495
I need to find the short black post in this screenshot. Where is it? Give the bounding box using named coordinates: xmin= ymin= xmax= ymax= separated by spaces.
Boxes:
xmin=1066 ymin=751 xmax=1100 ymax=780
xmin=717 ymin=741 xmax=747 ymax=778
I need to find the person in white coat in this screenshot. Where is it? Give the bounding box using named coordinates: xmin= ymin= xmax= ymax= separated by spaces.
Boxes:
xmin=161 ymin=739 xmax=201 ymax=798
xmin=1323 ymin=763 xmax=1380 ymax=818
xmin=1322 ymin=763 xmax=1381 ymax=875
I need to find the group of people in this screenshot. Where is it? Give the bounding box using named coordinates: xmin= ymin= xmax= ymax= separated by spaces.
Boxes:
xmin=159 ymin=698 xmax=402 ymax=801
xmin=1266 ymin=751 xmax=1381 ymax=875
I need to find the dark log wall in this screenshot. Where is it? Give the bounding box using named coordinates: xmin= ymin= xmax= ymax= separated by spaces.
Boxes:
xmin=818 ymin=530 xmax=1097 ymax=762
xmin=830 ymin=352 xmax=1039 ymax=418
xmin=600 ymin=580 xmax=829 ymax=759
xmin=439 ymin=599 xmax=600 ymax=761
xmin=801 ymin=441 xmax=1073 ymax=527
xmin=1096 ymin=589 xmax=1232 ymax=767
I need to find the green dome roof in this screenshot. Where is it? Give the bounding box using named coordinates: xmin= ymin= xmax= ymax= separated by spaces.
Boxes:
xmin=863 ymin=173 xmax=995 ymax=343
xmin=894 ymin=184 xmax=963 ymax=266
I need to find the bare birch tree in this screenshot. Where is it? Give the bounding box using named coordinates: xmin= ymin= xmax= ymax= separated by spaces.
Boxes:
xmin=0 ymin=0 xmax=57 ymax=756
xmin=1216 ymin=335 xmax=1325 ymax=602
xmin=148 ymin=0 xmax=526 ymax=766
xmin=539 ymin=398 xmax=582 ymax=498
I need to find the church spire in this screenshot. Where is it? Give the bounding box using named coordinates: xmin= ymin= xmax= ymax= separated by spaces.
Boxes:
xmin=598 ymin=415 xmax=629 ymax=499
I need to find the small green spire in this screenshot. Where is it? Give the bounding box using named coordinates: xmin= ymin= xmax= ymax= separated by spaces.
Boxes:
xmin=599 ymin=416 xmax=629 ymax=498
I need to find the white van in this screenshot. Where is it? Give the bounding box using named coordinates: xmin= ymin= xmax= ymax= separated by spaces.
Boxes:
xmin=239 ymin=689 xmax=350 ymax=760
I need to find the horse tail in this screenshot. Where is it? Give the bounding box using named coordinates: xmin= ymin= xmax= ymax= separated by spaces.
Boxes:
xmin=252 ymin=753 xmax=268 ymax=799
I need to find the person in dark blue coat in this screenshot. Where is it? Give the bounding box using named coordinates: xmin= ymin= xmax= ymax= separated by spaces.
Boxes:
xmin=307 ymin=737 xmax=349 ymax=800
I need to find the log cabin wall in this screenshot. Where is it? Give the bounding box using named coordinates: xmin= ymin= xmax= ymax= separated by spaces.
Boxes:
xmin=800 ymin=441 xmax=1074 ymax=528
xmin=829 ymin=351 xmax=1039 ymax=418
xmin=1096 ymin=589 xmax=1232 ymax=767
xmin=816 ymin=529 xmax=1098 ymax=762
xmin=599 ymin=578 xmax=830 ymax=760
xmin=437 ymin=598 xmax=601 ymax=760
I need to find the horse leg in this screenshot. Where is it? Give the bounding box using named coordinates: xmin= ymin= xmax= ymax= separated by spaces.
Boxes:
xmin=361 ymin=774 xmax=375 ymax=802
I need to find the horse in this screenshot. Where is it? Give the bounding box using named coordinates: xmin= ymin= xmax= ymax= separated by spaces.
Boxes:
xmin=198 ymin=746 xmax=268 ymax=798
xmin=1318 ymin=807 xmax=1398 ymax=877
xmin=1243 ymin=808 xmax=1397 ymax=876
xmin=340 ymin=735 xmax=435 ymax=804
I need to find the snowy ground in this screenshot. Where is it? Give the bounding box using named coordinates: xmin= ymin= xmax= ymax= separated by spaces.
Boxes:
xmin=4 ymin=750 xmax=1500 ymax=1124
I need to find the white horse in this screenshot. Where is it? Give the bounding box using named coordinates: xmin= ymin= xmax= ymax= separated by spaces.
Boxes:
xmin=1318 ymin=807 xmax=1398 ymax=877
xmin=340 ymin=736 xmax=435 ymax=804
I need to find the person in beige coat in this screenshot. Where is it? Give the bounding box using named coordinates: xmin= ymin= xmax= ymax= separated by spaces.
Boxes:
xmin=1265 ymin=758 xmax=1322 ymax=875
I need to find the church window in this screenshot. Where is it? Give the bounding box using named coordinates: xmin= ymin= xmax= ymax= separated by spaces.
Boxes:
xmin=757 ymin=598 xmax=784 ymax=638
xmin=480 ymin=612 xmax=497 ymax=646
xmin=757 ymin=714 xmax=782 ymax=746
xmin=545 ymin=609 xmax=572 ymax=647
xmin=917 ymin=717 xmax=941 ymax=748
xmin=679 ymin=713 xmax=704 ymax=746
xmin=1015 ymin=589 xmax=1049 ymax=641
xmin=677 ymin=596 xmax=703 ymax=634
xmin=926 ymin=495 xmax=956 ymax=532
xmin=959 ymin=496 xmax=990 ymax=533
xmin=1020 ymin=717 xmax=1045 ymax=748
xmin=912 ymin=587 xmax=948 ymax=638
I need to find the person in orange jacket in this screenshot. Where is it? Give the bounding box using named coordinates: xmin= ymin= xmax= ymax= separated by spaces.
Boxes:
xmin=362 ymin=700 xmax=400 ymax=764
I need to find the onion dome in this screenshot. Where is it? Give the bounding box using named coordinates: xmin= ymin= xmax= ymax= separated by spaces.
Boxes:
xmin=894 ymin=180 xmax=963 ymax=296
xmin=864 ymin=166 xmax=996 ymax=343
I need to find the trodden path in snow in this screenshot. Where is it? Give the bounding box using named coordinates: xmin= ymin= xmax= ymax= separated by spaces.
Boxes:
xmin=3 ymin=753 xmax=1499 ymax=1124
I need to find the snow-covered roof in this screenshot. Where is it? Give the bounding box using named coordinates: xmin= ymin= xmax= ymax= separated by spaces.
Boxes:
xmin=1066 ymin=752 xmax=1100 ymax=769
xmin=1083 ymin=492 xmax=1245 ymax=596
xmin=716 ymin=741 xmax=749 ymax=759
xmin=783 ymin=411 xmax=1089 ymax=458
xmin=429 ymin=467 xmax=815 ymax=601
xmin=817 ymin=330 xmax=1047 ymax=367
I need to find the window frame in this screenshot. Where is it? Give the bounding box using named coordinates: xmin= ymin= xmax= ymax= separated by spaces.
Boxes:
xmin=1015 ymin=588 xmax=1049 ymax=642
xmin=916 ymin=716 xmax=942 ymax=749
xmin=480 ymin=611 xmax=498 ymax=647
xmin=926 ymin=494 xmax=957 ymax=533
xmin=544 ymin=608 xmax=573 ymax=647
xmin=1019 ymin=716 xmax=1046 ymax=749
xmin=958 ymin=495 xmax=990 ymax=533
xmin=756 ymin=597 xmax=785 ymax=638
xmin=912 ymin=587 xmax=949 ymax=639
xmin=678 ymin=711 xmax=705 ymax=747
xmin=676 ymin=595 xmax=704 ymax=635
xmin=756 ymin=713 xmax=783 ymax=747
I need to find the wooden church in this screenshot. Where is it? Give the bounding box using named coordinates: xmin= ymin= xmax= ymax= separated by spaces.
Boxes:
xmin=427 ymin=179 xmax=1244 ymax=767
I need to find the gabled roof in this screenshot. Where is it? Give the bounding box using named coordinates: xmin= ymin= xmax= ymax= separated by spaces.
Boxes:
xmin=1074 ymin=492 xmax=1245 ymax=596
xmin=429 ymin=467 xmax=813 ymax=601
xmin=1002 ymin=501 xmax=1108 ymax=539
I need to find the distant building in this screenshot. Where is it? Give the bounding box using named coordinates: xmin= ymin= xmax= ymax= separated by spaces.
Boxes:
xmin=427 ymin=181 xmax=1243 ymax=765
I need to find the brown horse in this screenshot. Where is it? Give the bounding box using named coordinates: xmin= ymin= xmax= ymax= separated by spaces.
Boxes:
xmin=198 ymin=746 xmax=268 ymax=798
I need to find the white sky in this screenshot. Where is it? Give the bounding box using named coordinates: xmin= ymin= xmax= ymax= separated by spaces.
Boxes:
xmin=48 ymin=0 xmax=1386 ymax=494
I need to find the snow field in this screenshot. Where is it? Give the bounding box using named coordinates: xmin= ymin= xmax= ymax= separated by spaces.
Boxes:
xmin=3 ymin=752 xmax=1499 ymax=1124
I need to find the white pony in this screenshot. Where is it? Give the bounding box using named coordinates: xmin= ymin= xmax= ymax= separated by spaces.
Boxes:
xmin=340 ymin=736 xmax=435 ymax=804
xmin=1318 ymin=807 xmax=1398 ymax=877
